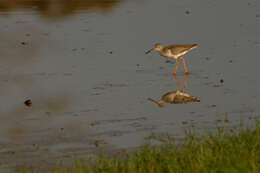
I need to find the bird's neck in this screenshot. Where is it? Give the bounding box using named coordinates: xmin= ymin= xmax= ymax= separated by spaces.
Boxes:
xmin=157 ymin=100 xmax=165 ymax=107
xmin=157 ymin=47 xmax=163 ymax=52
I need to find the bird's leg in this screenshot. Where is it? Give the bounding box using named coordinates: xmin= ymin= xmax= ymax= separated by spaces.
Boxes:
xmin=180 ymin=56 xmax=189 ymax=74
xmin=174 ymin=75 xmax=181 ymax=90
xmin=183 ymin=74 xmax=189 ymax=91
xmin=173 ymin=59 xmax=179 ymax=75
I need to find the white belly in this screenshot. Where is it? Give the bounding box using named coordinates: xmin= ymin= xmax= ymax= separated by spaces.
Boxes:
xmin=175 ymin=50 xmax=188 ymax=58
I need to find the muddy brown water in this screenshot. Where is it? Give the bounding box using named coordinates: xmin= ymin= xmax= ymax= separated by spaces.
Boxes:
xmin=0 ymin=0 xmax=260 ymax=171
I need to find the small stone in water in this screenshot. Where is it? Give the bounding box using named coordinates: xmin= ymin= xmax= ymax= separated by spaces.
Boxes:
xmin=24 ymin=99 xmax=32 ymax=107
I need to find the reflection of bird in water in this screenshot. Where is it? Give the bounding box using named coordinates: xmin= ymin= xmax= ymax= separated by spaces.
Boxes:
xmin=148 ymin=75 xmax=200 ymax=107
xmin=146 ymin=43 xmax=197 ymax=75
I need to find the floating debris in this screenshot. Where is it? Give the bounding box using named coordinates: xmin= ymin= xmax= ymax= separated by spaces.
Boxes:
xmin=185 ymin=10 xmax=190 ymax=15
xmin=24 ymin=99 xmax=32 ymax=107
xmin=21 ymin=41 xmax=27 ymax=45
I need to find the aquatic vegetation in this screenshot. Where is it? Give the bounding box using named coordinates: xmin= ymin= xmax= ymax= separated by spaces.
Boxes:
xmin=48 ymin=122 xmax=260 ymax=173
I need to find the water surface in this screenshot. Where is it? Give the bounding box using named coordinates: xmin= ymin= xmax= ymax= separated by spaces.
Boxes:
xmin=0 ymin=0 xmax=260 ymax=171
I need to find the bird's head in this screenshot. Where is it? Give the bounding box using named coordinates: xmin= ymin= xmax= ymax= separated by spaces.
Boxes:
xmin=156 ymin=100 xmax=166 ymax=107
xmin=145 ymin=43 xmax=163 ymax=54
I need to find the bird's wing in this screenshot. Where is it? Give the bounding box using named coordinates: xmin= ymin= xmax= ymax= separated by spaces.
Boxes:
xmin=165 ymin=44 xmax=197 ymax=55
xmin=161 ymin=91 xmax=177 ymax=102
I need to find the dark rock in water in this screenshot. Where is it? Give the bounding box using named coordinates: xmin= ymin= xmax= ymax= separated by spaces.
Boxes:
xmin=24 ymin=99 xmax=32 ymax=107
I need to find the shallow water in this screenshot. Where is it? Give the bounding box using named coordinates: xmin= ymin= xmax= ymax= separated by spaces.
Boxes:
xmin=0 ymin=0 xmax=260 ymax=171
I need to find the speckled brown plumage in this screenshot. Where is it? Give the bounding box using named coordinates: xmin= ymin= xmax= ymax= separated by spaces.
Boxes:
xmin=146 ymin=43 xmax=197 ymax=75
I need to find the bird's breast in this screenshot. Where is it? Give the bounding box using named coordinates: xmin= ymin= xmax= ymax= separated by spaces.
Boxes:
xmin=160 ymin=50 xmax=176 ymax=59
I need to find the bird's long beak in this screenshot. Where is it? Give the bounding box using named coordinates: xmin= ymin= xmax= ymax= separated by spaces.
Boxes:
xmin=145 ymin=48 xmax=154 ymax=54
xmin=147 ymin=98 xmax=165 ymax=107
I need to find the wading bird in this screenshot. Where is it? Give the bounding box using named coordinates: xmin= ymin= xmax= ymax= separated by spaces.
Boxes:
xmin=146 ymin=43 xmax=197 ymax=75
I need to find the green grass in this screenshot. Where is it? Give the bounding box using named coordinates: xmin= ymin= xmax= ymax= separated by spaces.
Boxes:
xmin=19 ymin=122 xmax=260 ymax=173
